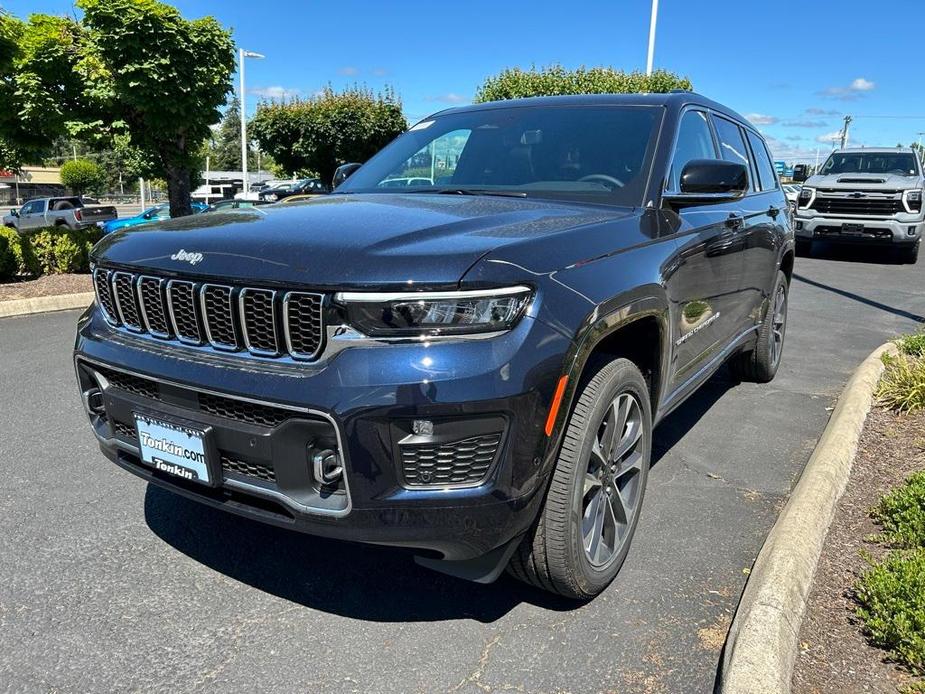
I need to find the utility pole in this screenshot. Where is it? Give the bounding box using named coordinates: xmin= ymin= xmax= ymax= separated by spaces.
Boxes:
xmin=839 ymin=115 xmax=853 ymax=149
xmin=646 ymin=0 xmax=659 ymax=76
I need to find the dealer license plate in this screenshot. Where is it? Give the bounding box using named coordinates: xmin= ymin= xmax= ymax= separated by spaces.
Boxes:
xmin=841 ymin=223 xmax=864 ymax=235
xmin=134 ymin=413 xmax=211 ymax=485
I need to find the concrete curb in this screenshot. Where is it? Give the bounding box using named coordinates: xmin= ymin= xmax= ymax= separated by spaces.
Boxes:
xmin=718 ymin=342 xmax=898 ymax=694
xmin=0 ymin=292 xmax=94 ymax=319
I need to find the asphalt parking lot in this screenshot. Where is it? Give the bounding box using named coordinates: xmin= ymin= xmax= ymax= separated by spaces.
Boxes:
xmin=1 ymin=243 xmax=923 ymax=693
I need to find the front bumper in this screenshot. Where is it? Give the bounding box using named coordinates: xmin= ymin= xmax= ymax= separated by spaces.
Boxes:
xmin=794 ymin=212 xmax=922 ymax=245
xmin=74 ymin=305 xmax=572 ymax=563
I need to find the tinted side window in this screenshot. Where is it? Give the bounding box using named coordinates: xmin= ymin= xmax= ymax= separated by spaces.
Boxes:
xmin=746 ymin=130 xmax=780 ymax=192
xmin=712 ymin=116 xmax=751 ymax=167
xmin=668 ymin=110 xmax=716 ymax=191
xmin=20 ymin=201 xmax=38 ymax=215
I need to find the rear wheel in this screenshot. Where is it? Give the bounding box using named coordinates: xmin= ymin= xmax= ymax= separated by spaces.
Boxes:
xmin=732 ymin=269 xmax=789 ymax=383
xmin=507 ymin=358 xmax=651 ymax=600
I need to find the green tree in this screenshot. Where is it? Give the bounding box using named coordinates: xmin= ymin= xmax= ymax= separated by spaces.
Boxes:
xmin=250 ymin=85 xmax=407 ymax=184
xmin=474 ymin=65 xmax=693 ymax=103
xmin=209 ymin=97 xmax=257 ymax=171
xmin=77 ymin=0 xmax=235 ymax=216
xmin=0 ymin=11 xmax=94 ymax=170
xmin=60 ymin=158 xmax=105 ymax=195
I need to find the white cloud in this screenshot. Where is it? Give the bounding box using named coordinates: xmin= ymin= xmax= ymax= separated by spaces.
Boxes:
xmin=371 ymin=67 xmax=388 ymax=77
xmin=763 ymin=135 xmax=825 ymax=164
xmin=249 ymin=85 xmax=299 ymax=99
xmin=783 ymin=119 xmax=829 ymax=128
xmin=806 ymin=107 xmax=841 ymax=116
xmin=426 ymin=93 xmax=470 ymax=105
xmin=819 ymin=77 xmax=876 ymax=100
xmin=746 ymin=113 xmax=779 ymax=126
xmin=338 ymin=66 xmax=359 ymax=76
xmin=815 ymin=131 xmax=843 ymax=144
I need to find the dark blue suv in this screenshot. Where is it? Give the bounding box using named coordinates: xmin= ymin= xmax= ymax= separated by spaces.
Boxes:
xmin=75 ymin=93 xmax=794 ymax=599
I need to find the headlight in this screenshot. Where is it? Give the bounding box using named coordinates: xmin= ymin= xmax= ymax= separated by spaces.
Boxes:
xmin=335 ymin=286 xmax=533 ymax=337
xmin=903 ymin=189 xmax=923 ymax=214
xmin=797 ymin=187 xmax=815 ymax=209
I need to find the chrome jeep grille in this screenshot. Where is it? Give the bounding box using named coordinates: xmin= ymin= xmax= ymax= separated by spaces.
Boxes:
xmin=93 ymin=268 xmax=324 ymax=360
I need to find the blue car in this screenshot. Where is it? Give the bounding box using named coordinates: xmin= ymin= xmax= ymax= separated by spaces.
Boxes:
xmin=102 ymin=202 xmax=208 ymax=235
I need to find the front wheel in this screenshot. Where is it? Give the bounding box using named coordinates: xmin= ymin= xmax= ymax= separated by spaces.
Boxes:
xmin=902 ymin=242 xmax=919 ymax=265
xmin=507 ymin=358 xmax=652 ymax=599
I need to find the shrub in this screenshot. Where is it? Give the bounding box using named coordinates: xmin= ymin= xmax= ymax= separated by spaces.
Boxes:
xmin=873 ymin=472 xmax=925 ymax=549
xmin=60 ymin=158 xmax=106 ymax=196
xmin=474 ymin=65 xmax=693 ymax=103
xmin=19 ymin=226 xmax=97 ymax=275
xmin=899 ymin=331 xmax=925 ymax=358
xmin=856 ymin=549 xmax=925 ymax=673
xmin=0 ymin=226 xmax=39 ymax=277
xmin=0 ymin=229 xmax=15 ymax=280
xmin=878 ymin=353 xmax=925 ymax=413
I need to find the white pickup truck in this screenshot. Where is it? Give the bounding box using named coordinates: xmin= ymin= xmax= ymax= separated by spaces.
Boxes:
xmin=3 ymin=197 xmax=118 ymax=232
xmin=793 ymin=147 xmax=922 ymax=263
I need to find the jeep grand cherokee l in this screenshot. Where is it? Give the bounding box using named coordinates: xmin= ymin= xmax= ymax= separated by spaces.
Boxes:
xmin=75 ymin=93 xmax=794 ymax=599
xmin=794 ymin=147 xmax=922 ymax=263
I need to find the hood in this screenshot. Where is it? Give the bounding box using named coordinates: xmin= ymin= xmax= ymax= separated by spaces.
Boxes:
xmin=805 ymin=173 xmax=923 ymax=191
xmin=93 ymin=194 xmax=633 ymax=288
xmin=104 ymin=216 xmax=151 ymax=233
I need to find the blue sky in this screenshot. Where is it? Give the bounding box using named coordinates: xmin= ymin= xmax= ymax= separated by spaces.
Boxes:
xmin=6 ymin=0 xmax=925 ymax=163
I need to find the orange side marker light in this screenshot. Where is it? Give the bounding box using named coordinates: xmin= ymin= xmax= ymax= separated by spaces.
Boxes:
xmin=544 ymin=375 xmax=569 ymax=436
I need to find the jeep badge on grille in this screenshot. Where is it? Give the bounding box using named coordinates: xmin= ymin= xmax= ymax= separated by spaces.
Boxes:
xmin=170 ymin=249 xmax=204 ymax=265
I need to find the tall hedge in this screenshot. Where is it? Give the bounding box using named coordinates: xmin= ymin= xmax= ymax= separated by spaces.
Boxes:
xmin=474 ymin=65 xmax=693 ymax=103
xmin=250 ymin=85 xmax=407 ymax=184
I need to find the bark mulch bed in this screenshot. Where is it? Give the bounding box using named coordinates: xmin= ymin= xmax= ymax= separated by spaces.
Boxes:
xmin=792 ymin=407 xmax=925 ymax=693
xmin=0 ymin=273 xmax=92 ymax=302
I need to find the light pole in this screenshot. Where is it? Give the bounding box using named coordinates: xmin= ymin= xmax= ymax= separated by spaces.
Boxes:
xmin=646 ymin=0 xmax=659 ymax=77
xmin=238 ymin=48 xmax=265 ymax=193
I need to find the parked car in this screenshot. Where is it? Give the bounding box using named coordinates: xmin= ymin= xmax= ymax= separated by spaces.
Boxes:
xmin=3 ymin=196 xmax=117 ymax=232
xmin=782 ymin=184 xmax=801 ymax=211
xmin=793 ymin=147 xmax=922 ymax=263
xmin=191 ymin=183 xmax=239 ymax=205
xmin=101 ymin=202 xmax=208 ymax=235
xmin=76 ymin=93 xmax=793 ymax=599
xmin=205 ymin=199 xmax=268 ymax=212
xmin=259 ymin=178 xmax=330 ymax=202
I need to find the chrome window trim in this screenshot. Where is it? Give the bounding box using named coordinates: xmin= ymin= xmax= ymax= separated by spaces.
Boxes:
xmin=166 ymin=279 xmax=203 ymax=345
xmin=136 ymin=275 xmax=172 ymax=339
xmin=199 ymin=283 xmax=239 ymax=351
xmin=92 ymin=267 xmax=120 ymax=327
xmin=282 ymin=291 xmax=325 ymax=361
xmin=335 ymin=285 xmax=532 ymax=303
xmin=111 ymin=271 xmax=144 ymax=332
xmin=238 ymin=287 xmax=279 ymax=356
xmin=74 ymin=355 xmax=352 ymax=518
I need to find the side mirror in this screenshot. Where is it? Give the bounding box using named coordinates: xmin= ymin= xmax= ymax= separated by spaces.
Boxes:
xmin=333 ymin=162 xmax=362 ymax=188
xmin=663 ymin=159 xmax=748 ymax=205
xmin=792 ymin=164 xmax=809 ymax=183
xmin=9 ymin=209 xmax=19 ymax=217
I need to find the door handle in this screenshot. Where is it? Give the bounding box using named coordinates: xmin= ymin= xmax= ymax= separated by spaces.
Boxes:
xmin=768 ymin=205 xmax=780 ymax=218
xmin=725 ymin=214 xmax=744 ymax=230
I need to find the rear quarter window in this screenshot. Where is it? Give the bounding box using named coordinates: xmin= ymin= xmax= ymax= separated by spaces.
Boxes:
xmin=746 ymin=130 xmax=780 ymax=192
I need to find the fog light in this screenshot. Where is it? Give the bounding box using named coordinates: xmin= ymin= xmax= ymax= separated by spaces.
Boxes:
xmin=412 ymin=419 xmax=434 ymax=436
xmin=312 ymin=448 xmax=343 ymax=484
xmin=84 ymin=388 xmax=105 ymax=415
xmin=795 ymin=221 xmax=803 ymax=231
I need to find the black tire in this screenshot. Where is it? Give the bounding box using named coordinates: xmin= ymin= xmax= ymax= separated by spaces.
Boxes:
xmin=795 ymin=239 xmax=812 ymax=256
xmin=902 ymin=242 xmax=919 ymax=265
xmin=507 ymin=358 xmax=652 ymax=600
xmin=732 ymin=269 xmax=789 ymax=383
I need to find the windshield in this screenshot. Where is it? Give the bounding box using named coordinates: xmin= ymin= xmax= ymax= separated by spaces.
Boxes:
xmin=338 ymin=104 xmax=663 ymax=205
xmin=820 ymin=152 xmax=919 ymax=176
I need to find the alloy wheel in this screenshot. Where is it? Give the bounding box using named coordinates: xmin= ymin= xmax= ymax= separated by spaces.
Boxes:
xmin=581 ymin=392 xmax=646 ymax=568
xmin=770 ymin=283 xmax=787 ymax=368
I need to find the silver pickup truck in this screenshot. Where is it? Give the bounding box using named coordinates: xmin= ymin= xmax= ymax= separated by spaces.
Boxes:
xmin=3 ymin=197 xmax=118 ymax=232
xmin=794 ymin=147 xmax=922 ymax=263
